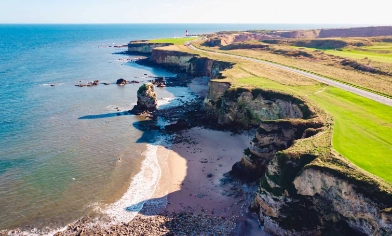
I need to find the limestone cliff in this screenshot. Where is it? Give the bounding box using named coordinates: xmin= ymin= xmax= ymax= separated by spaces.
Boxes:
xmin=251 ymin=147 xmax=392 ymax=235
xmin=204 ymin=85 xmax=311 ymax=128
xmin=150 ymin=49 xmax=233 ymax=77
xmin=128 ymin=41 xmax=173 ymax=54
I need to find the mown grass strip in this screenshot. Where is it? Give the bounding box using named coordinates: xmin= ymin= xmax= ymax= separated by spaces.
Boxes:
xmin=149 ymin=37 xmax=198 ymax=45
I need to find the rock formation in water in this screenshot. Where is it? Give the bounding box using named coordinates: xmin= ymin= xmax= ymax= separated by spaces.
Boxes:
xmin=116 ymin=78 xmax=128 ymax=86
xmin=131 ymin=83 xmax=157 ymax=114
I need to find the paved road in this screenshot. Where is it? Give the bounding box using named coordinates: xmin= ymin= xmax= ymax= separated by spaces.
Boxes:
xmin=187 ymin=44 xmax=392 ymax=107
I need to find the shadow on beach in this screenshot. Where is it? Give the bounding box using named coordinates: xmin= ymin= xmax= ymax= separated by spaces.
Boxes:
xmin=122 ymin=121 xmax=270 ymax=236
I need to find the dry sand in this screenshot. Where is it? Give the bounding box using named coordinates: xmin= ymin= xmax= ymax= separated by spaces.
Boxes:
xmin=161 ymin=127 xmax=269 ymax=235
xmin=166 ymin=127 xmax=251 ymax=215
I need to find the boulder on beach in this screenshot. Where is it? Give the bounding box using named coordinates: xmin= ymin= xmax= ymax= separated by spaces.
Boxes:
xmin=130 ymin=83 xmax=157 ymax=114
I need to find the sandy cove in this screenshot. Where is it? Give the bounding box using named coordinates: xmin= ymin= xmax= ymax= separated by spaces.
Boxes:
xmin=51 ymin=127 xmax=269 ymax=235
xmin=166 ymin=127 xmax=252 ymax=216
xmin=139 ymin=127 xmax=270 ymax=235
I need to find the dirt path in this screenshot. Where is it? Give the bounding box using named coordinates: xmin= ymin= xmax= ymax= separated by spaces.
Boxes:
xmin=188 ymin=44 xmax=392 ymax=107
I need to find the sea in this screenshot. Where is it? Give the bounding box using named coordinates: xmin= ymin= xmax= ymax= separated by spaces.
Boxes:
xmin=0 ymin=23 xmax=360 ymax=233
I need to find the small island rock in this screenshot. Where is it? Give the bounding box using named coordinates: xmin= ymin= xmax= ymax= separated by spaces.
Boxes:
xmin=131 ymin=83 xmax=157 ymax=114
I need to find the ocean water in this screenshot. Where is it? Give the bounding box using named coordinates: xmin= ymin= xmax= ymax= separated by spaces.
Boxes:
xmin=0 ymin=23 xmax=359 ymax=232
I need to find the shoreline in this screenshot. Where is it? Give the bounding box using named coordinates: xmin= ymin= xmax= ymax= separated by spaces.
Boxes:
xmin=1 ymin=44 xmax=268 ymax=235
xmin=50 ymin=127 xmax=269 ymax=235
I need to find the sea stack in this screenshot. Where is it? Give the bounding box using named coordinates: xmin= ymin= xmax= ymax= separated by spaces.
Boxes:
xmin=131 ymin=83 xmax=157 ymax=114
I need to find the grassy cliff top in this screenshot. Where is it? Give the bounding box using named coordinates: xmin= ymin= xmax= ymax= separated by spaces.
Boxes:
xmin=148 ymin=37 xmax=199 ymax=45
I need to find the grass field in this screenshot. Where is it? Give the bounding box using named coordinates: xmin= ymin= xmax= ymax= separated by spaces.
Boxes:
xmin=148 ymin=37 xmax=198 ymax=45
xmin=237 ymin=77 xmax=392 ymax=183
xmin=310 ymin=87 xmax=392 ymax=182
xmin=291 ymin=42 xmax=392 ymax=63
xmin=319 ymin=49 xmax=392 ymax=63
xmin=363 ymin=43 xmax=392 ymax=51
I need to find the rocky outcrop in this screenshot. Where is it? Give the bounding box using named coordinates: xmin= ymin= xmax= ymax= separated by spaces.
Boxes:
xmin=204 ymin=85 xmax=311 ymax=128
xmin=131 ymin=83 xmax=157 ymax=114
xmin=128 ymin=41 xmax=173 ymax=54
xmin=234 ymin=119 xmax=324 ymax=181
xmin=116 ymin=78 xmax=128 ymax=86
xmin=75 ymin=80 xmax=100 ymax=87
xmin=150 ymin=49 xmax=233 ymax=78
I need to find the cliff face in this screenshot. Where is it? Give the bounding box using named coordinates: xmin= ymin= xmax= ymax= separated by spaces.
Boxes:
xmin=204 ymin=85 xmax=310 ymax=128
xmin=275 ymin=26 xmax=392 ymax=39
xmin=252 ymin=154 xmax=392 ymax=235
xmin=294 ymin=169 xmax=390 ymax=235
xmin=151 ymin=49 xmax=233 ymax=78
xmin=277 ymin=30 xmax=320 ymax=39
xmin=128 ymin=41 xmax=173 ymax=53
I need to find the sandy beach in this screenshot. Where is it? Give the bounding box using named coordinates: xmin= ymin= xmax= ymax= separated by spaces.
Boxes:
xmin=166 ymin=127 xmax=252 ymax=216
xmin=138 ymin=127 xmax=269 ymax=235
xmin=50 ymin=126 xmax=269 ymax=235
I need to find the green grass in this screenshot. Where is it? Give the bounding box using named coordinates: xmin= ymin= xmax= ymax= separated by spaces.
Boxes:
xmin=291 ymin=44 xmax=392 ymax=63
xmin=309 ymin=87 xmax=392 ymax=183
xmin=324 ymin=49 xmax=392 ymax=63
xmin=362 ymin=43 xmax=392 ymax=52
xmin=148 ymin=37 xmax=198 ymax=45
xmin=237 ymin=77 xmax=392 ymax=183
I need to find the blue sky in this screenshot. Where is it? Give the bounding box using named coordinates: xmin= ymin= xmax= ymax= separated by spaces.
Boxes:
xmin=1 ymin=0 xmax=391 ymax=24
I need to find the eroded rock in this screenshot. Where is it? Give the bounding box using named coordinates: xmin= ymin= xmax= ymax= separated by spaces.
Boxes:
xmin=131 ymin=83 xmax=157 ymax=114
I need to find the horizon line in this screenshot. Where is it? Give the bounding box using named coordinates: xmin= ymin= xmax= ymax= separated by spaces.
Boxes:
xmin=0 ymin=23 xmax=391 ymax=26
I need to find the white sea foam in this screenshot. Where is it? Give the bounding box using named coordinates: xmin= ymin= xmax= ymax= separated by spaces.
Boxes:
xmin=104 ymin=138 xmax=164 ymax=223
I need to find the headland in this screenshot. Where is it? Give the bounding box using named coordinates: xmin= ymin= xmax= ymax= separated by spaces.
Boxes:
xmin=3 ymin=25 xmax=392 ymax=236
